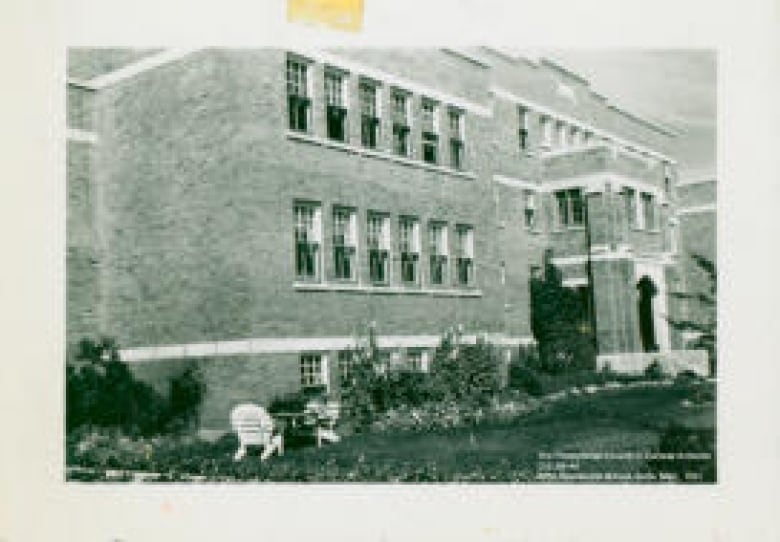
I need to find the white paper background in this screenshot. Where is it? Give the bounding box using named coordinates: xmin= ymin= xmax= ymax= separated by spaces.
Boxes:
xmin=1 ymin=0 xmax=779 ymax=540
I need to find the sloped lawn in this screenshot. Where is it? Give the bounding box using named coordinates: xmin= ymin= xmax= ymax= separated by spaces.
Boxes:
xmin=67 ymin=381 xmax=715 ymax=483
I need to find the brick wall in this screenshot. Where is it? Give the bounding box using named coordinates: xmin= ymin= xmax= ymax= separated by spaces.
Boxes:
xmin=129 ymin=353 xmax=300 ymax=430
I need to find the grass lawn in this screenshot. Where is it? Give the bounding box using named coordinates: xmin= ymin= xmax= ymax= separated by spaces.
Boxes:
xmin=67 ymin=381 xmax=715 ymax=483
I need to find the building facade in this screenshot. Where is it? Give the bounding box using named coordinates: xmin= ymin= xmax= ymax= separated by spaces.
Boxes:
xmin=67 ymin=48 xmax=701 ymax=430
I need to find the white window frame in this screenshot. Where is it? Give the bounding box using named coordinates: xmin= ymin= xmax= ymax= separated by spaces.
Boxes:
xmin=286 ymin=55 xmax=312 ymax=133
xmin=540 ymin=116 xmax=553 ymax=149
xmin=367 ymin=212 xmax=391 ymax=284
xmin=523 ymin=189 xmax=537 ymax=230
xmin=518 ymin=107 xmax=530 ymax=151
xmin=293 ymin=201 xmax=322 ymax=281
xmin=399 ymin=216 xmax=421 ymax=285
xmin=556 ymin=121 xmax=568 ymax=148
xmin=455 ymin=224 xmax=475 ymax=287
xmin=428 ymin=221 xmax=449 ymax=286
xmin=333 ymin=206 xmax=358 ymax=281
xmin=300 ymin=353 xmax=329 ymax=390
xmin=359 ymin=78 xmax=381 ymax=149
xmin=406 ymin=349 xmax=430 ymax=373
xmin=641 ymin=192 xmax=656 ymax=231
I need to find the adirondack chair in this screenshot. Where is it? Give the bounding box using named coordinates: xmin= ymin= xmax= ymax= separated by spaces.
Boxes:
xmin=304 ymin=399 xmax=341 ymax=447
xmin=229 ymin=403 xmax=284 ymax=461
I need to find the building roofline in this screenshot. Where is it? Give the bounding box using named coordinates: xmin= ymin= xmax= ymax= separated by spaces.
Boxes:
xmin=441 ymin=48 xmax=491 ymax=69
xmin=490 ymin=85 xmax=677 ymax=164
xmin=76 ymin=48 xmax=203 ymax=89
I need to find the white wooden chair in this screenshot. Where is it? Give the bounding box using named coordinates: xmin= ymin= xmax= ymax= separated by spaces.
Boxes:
xmin=229 ymin=403 xmax=284 ymax=461
xmin=304 ymin=399 xmax=341 ymax=447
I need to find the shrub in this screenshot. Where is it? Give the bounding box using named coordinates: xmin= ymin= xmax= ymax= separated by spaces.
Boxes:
xmin=644 ymin=359 xmax=666 ymax=380
xmin=508 ymin=364 xmax=544 ymax=397
xmin=647 ymin=424 xmax=716 ymax=482
xmin=166 ymin=366 xmax=207 ymax=431
xmin=530 ymin=253 xmax=597 ymax=374
xmin=427 ymin=330 xmax=503 ymax=406
xmin=66 ymin=336 xmax=207 ymax=436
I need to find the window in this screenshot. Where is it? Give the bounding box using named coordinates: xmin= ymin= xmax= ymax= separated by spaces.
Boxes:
xmin=641 ymin=193 xmax=656 ymax=230
xmin=391 ymin=90 xmax=410 ymax=156
xmin=338 ymin=350 xmax=356 ymax=386
xmin=333 ymin=206 xmax=357 ymax=280
xmin=570 ymin=126 xmax=582 ymax=146
xmin=556 ymin=121 xmax=568 ymax=148
xmin=583 ymin=131 xmax=592 ymax=145
xmin=448 ymin=108 xmax=465 ymax=170
xmin=622 ymin=187 xmax=637 ymax=229
xmin=287 ymin=56 xmax=311 ymax=132
xmin=294 ymin=202 xmax=321 ymax=280
xmin=663 ymin=163 xmax=673 ymax=197
xmin=523 ymin=190 xmax=537 ymax=229
xmin=359 ymin=80 xmax=380 ymax=149
xmin=540 ymin=116 xmax=553 ymax=148
xmin=399 ymin=217 xmax=420 ymax=284
xmin=428 ymin=221 xmax=448 ymax=285
xmin=406 ymin=350 xmax=429 ymax=372
xmin=367 ymin=212 xmax=390 ymax=284
xmin=325 ymin=69 xmax=347 ymax=142
xmin=455 ymin=224 xmax=474 ymax=286
xmin=301 ymin=353 xmax=326 ymax=388
xmin=518 ymin=107 xmax=529 ymax=151
xmin=555 ymin=189 xmax=585 ymax=228
xmin=421 ymin=99 xmax=439 ymax=164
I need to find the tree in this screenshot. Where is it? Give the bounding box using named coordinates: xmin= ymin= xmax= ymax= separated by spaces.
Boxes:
xmin=668 ymin=254 xmax=717 ymax=375
xmin=529 ymin=253 xmax=596 ymax=373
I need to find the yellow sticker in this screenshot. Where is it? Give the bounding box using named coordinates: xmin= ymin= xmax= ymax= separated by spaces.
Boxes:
xmin=288 ymin=0 xmax=364 ymax=32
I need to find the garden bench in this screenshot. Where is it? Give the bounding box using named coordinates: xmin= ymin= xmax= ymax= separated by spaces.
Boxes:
xmin=230 ymin=403 xmax=284 ymax=461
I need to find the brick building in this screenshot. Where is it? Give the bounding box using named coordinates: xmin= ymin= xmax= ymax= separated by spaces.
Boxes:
xmin=67 ymin=48 xmax=705 ymax=430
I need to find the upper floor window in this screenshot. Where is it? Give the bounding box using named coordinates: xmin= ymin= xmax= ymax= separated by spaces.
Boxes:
xmin=367 ymin=212 xmax=391 ymax=284
xmin=663 ymin=163 xmax=674 ymax=197
xmin=622 ymin=187 xmax=638 ymax=229
xmin=428 ymin=221 xmax=448 ymax=286
xmin=641 ymin=193 xmax=656 ymax=230
xmin=570 ymin=126 xmax=582 ymax=146
xmin=294 ymin=201 xmax=321 ymax=280
xmin=523 ymin=190 xmax=537 ymax=230
xmin=359 ymin=79 xmax=380 ymax=149
xmin=421 ymin=98 xmax=439 ymax=164
xmin=518 ymin=107 xmax=529 ymax=151
xmin=391 ymin=89 xmax=411 ymax=157
xmin=287 ymin=56 xmax=311 ymax=132
xmin=455 ymin=224 xmax=474 ymax=286
xmin=333 ymin=206 xmax=357 ymax=280
xmin=540 ymin=116 xmax=553 ymax=148
xmin=555 ymin=189 xmax=585 ymax=228
xmin=325 ymin=69 xmax=347 ymax=142
xmin=399 ymin=217 xmax=421 ymax=284
xmin=448 ymin=108 xmax=465 ymax=170
xmin=556 ymin=121 xmax=568 ymax=148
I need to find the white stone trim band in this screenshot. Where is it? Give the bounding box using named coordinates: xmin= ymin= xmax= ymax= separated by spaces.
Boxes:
xmin=84 ymin=48 xmax=203 ymax=89
xmin=66 ymin=128 xmax=98 ymax=144
xmin=120 ymin=334 xmax=535 ymax=363
xmin=677 ymin=204 xmax=716 ymax=216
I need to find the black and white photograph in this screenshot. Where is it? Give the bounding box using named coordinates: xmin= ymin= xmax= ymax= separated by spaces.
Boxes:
xmin=3 ymin=0 xmax=780 ymax=540
xmin=65 ymin=46 xmax=717 ymax=484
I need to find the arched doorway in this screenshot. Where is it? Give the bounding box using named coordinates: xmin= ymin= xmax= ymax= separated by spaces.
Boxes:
xmin=637 ymin=275 xmax=659 ymax=352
